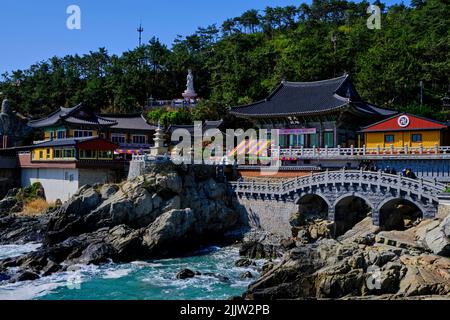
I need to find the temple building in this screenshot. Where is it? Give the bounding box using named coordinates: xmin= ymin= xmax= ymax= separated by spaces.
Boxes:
xmin=18 ymin=136 xmax=124 ymax=202
xmin=28 ymin=103 xmax=157 ymax=158
xmin=230 ymin=74 xmax=397 ymax=149
xmin=361 ymin=113 xmax=449 ymax=149
xmin=19 ymin=103 xmax=157 ymax=201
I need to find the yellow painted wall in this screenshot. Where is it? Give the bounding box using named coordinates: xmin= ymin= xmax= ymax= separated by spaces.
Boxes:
xmin=365 ymin=130 xmax=442 ymax=148
xmin=32 ymin=147 xmax=53 ymax=160
xmin=32 ymin=147 xmax=113 ymax=161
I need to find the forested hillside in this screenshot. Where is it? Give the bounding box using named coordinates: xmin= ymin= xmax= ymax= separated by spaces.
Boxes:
xmin=0 ymin=0 xmax=448 ymax=121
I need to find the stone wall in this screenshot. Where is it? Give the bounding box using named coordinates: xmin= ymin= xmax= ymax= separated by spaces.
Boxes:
xmin=234 ymin=197 xmax=297 ymax=238
xmin=128 ymin=160 xmax=145 ymax=180
xmin=79 ymin=168 xmax=118 ymax=187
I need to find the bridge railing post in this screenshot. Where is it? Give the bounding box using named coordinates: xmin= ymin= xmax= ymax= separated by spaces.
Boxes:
xmin=419 ymin=144 xmax=423 ymax=155
xmin=351 ymin=145 xmax=354 ymax=156
xmin=363 ymin=144 xmax=366 ymax=156
xmin=376 ymin=145 xmax=380 ymax=155
xmin=377 ymin=170 xmax=381 ymax=190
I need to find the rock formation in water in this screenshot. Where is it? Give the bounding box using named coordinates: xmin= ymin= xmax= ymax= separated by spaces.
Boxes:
xmin=239 ymin=215 xmax=450 ymax=300
xmin=0 ymin=163 xmax=242 ymax=282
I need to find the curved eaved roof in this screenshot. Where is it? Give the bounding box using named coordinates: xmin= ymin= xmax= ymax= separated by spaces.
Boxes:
xmin=28 ymin=104 xmax=117 ymax=128
xmin=100 ymin=114 xmax=157 ymax=131
xmin=230 ymin=74 xmax=396 ymax=118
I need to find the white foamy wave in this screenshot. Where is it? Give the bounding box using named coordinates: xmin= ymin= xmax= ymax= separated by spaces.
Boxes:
xmin=0 ymin=243 xmax=42 ymax=260
xmin=102 ymin=268 xmax=133 ymax=279
xmin=0 ymin=263 xmax=103 ymax=300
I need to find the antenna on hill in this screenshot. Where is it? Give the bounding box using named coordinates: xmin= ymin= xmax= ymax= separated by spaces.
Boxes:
xmin=331 ymin=33 xmax=337 ymax=78
xmin=137 ymin=23 xmax=144 ymax=47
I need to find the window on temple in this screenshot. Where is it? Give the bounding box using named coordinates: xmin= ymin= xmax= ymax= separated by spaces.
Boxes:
xmin=39 ymin=150 xmax=43 ymax=159
xmin=289 ymin=135 xmax=297 ymax=147
xmin=54 ymin=149 xmax=63 ymax=159
xmin=309 ymin=134 xmax=319 ymax=147
xmin=64 ymin=149 xmax=75 ymax=158
xmin=57 ymin=130 xmax=67 ymax=139
xmin=297 ymin=135 xmax=305 ymax=147
xmin=279 ymin=135 xmax=286 ymax=147
xmin=412 ymin=134 xmax=422 ymax=143
xmin=385 ymin=135 xmax=395 ymax=143
xmin=74 ymin=130 xmax=93 ymax=138
xmin=98 ymin=151 xmax=113 ymax=159
xmin=112 ymin=134 xmax=126 ymax=144
xmin=132 ymin=135 xmax=147 ymax=144
xmin=79 ymin=150 xmax=96 ymax=159
xmin=324 ymin=132 xmax=334 ymax=148
xmin=46 ymin=149 xmax=51 ymax=159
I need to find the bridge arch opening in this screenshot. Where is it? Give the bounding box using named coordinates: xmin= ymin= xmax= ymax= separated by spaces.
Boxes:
xmin=334 ymin=196 xmax=372 ymax=237
xmin=379 ymin=198 xmax=423 ymax=231
xmin=291 ymin=194 xmax=329 ymax=238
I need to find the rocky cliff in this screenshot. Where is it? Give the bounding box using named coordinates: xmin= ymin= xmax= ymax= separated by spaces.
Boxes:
xmin=0 ymin=163 xmax=242 ymax=282
xmin=241 ymin=215 xmax=450 ymax=300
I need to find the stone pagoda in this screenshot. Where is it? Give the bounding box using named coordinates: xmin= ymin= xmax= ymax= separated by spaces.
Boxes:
xmin=150 ymin=120 xmax=168 ymax=156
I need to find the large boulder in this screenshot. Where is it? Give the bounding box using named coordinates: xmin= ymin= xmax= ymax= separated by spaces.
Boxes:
xmin=423 ymin=216 xmax=450 ymax=257
xmin=77 ymin=242 xmax=115 ymax=265
xmin=105 ymin=225 xmax=143 ymax=262
xmin=100 ymin=184 xmax=119 ymax=200
xmin=397 ymin=255 xmax=450 ymax=297
xmin=176 ymin=269 xmax=196 ymax=279
xmin=203 ymin=179 xmax=226 ymax=201
xmin=142 ymin=209 xmax=195 ymax=256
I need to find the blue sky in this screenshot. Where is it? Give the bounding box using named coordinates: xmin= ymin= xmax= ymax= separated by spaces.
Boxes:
xmin=0 ymin=0 xmax=410 ymax=75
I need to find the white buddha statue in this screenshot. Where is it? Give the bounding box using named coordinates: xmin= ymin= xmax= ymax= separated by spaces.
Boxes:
xmin=182 ymin=69 xmax=197 ymax=100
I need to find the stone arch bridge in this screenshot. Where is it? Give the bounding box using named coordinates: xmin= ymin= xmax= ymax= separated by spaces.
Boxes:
xmin=229 ymin=169 xmax=447 ymax=237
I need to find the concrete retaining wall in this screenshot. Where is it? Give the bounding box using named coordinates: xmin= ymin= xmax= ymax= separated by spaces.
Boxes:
xmin=21 ymin=168 xmax=79 ymax=202
xmin=234 ymin=197 xmax=297 ymax=238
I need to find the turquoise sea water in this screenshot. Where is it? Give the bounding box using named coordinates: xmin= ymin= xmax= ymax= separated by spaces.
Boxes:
xmin=0 ymin=244 xmax=260 ymax=300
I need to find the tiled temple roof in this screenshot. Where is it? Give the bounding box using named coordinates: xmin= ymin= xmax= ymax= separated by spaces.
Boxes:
xmin=28 ymin=104 xmax=117 ymax=128
xmin=100 ymin=114 xmax=157 ymax=131
xmin=230 ymin=74 xmax=396 ymax=118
